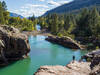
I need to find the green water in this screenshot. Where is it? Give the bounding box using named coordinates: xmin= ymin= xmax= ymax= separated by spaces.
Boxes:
xmin=0 ymin=35 xmax=88 ymax=75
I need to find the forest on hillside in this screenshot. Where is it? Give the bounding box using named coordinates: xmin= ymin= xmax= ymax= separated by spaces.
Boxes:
xmin=0 ymin=1 xmax=37 ymax=31
xmin=39 ymin=7 xmax=100 ymax=49
xmin=44 ymin=0 xmax=100 ymax=16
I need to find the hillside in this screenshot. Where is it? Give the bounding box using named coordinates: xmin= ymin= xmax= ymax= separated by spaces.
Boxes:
xmin=10 ymin=12 xmax=24 ymax=18
xmin=44 ymin=0 xmax=100 ymax=15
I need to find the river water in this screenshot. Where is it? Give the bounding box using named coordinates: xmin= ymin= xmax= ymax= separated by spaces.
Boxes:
xmin=0 ymin=35 xmax=88 ymax=75
xmin=0 ymin=25 xmax=88 ymax=75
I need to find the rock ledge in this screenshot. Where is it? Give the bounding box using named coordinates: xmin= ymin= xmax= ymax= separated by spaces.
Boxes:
xmin=34 ymin=61 xmax=91 ymax=75
xmin=46 ymin=36 xmax=84 ymax=49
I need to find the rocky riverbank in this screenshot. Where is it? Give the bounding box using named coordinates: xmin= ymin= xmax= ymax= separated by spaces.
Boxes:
xmin=0 ymin=25 xmax=30 ymax=66
xmin=82 ymin=50 xmax=100 ymax=61
xmin=45 ymin=36 xmax=85 ymax=49
xmin=90 ymin=54 xmax=100 ymax=75
xmin=35 ymin=50 xmax=100 ymax=75
xmin=34 ymin=61 xmax=91 ymax=75
xmin=34 ymin=56 xmax=100 ymax=75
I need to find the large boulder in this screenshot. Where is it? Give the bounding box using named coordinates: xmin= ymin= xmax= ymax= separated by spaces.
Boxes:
xmin=90 ymin=64 xmax=100 ymax=75
xmin=82 ymin=50 xmax=100 ymax=75
xmin=82 ymin=50 xmax=100 ymax=61
xmin=45 ymin=36 xmax=84 ymax=49
xmin=89 ymin=55 xmax=100 ymax=75
xmin=0 ymin=25 xmax=30 ymax=66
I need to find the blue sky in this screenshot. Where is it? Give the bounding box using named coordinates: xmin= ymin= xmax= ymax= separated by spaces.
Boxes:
xmin=1 ymin=0 xmax=73 ymax=17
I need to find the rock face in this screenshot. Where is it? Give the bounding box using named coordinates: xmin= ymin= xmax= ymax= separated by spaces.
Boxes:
xmin=90 ymin=64 xmax=100 ymax=75
xmin=45 ymin=36 xmax=84 ymax=49
xmin=82 ymin=50 xmax=100 ymax=61
xmin=81 ymin=50 xmax=100 ymax=75
xmin=0 ymin=25 xmax=30 ymax=66
xmin=34 ymin=61 xmax=91 ymax=75
xmin=89 ymin=55 xmax=100 ymax=75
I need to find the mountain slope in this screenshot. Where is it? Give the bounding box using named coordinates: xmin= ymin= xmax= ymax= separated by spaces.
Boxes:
xmin=10 ymin=12 xmax=24 ymax=18
xmin=44 ymin=0 xmax=100 ymax=15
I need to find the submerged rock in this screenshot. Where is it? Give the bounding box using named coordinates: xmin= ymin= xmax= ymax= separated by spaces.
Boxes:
xmin=34 ymin=61 xmax=91 ymax=75
xmin=45 ymin=36 xmax=84 ymax=49
xmin=0 ymin=25 xmax=30 ymax=66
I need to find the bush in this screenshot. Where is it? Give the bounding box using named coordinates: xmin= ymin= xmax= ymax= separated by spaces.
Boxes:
xmin=96 ymin=46 xmax=99 ymax=50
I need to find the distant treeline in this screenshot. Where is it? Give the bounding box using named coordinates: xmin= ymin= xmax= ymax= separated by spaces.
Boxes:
xmin=39 ymin=7 xmax=100 ymax=39
xmin=0 ymin=1 xmax=37 ymax=31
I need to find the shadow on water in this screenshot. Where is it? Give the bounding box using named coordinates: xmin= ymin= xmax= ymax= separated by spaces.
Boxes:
xmin=0 ymin=57 xmax=31 ymax=75
xmin=0 ymin=57 xmax=31 ymax=69
xmin=0 ymin=61 xmax=18 ymax=69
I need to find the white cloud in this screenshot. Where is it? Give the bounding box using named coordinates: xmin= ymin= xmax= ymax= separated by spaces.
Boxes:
xmin=11 ymin=4 xmax=49 ymax=17
xmin=39 ymin=0 xmax=45 ymax=2
xmin=48 ymin=0 xmax=60 ymax=6
xmin=48 ymin=0 xmax=73 ymax=7
xmin=59 ymin=0 xmax=73 ymax=4
xmin=25 ymin=4 xmax=49 ymax=8
xmin=10 ymin=0 xmax=73 ymax=17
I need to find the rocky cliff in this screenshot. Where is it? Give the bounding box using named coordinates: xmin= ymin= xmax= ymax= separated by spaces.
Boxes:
xmin=0 ymin=25 xmax=30 ymax=66
xmin=89 ymin=54 xmax=100 ymax=75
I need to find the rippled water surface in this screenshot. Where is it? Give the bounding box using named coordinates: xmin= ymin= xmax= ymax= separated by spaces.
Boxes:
xmin=0 ymin=35 xmax=88 ymax=75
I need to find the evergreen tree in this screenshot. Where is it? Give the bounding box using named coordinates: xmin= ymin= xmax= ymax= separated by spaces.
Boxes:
xmin=0 ymin=1 xmax=5 ymax=24
xmin=75 ymin=8 xmax=92 ymax=37
xmin=3 ymin=11 xmax=9 ymax=24
xmin=51 ymin=14 xmax=59 ymax=34
xmin=64 ymin=15 xmax=71 ymax=31
xmin=29 ymin=14 xmax=35 ymax=21
xmin=88 ymin=7 xmax=100 ymax=37
xmin=2 ymin=1 xmax=7 ymax=11
xmin=46 ymin=14 xmax=52 ymax=30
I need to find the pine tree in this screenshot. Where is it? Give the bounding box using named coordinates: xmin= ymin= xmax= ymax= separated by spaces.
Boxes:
xmin=51 ymin=14 xmax=59 ymax=34
xmin=64 ymin=15 xmax=71 ymax=31
xmin=88 ymin=7 xmax=100 ymax=37
xmin=2 ymin=1 xmax=7 ymax=11
xmin=75 ymin=8 xmax=92 ymax=37
xmin=29 ymin=14 xmax=35 ymax=21
xmin=0 ymin=1 xmax=5 ymax=24
xmin=46 ymin=14 xmax=52 ymax=31
xmin=3 ymin=11 xmax=9 ymax=24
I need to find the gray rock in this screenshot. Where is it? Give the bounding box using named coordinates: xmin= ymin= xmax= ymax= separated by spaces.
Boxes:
xmin=0 ymin=25 xmax=30 ymax=66
xmin=34 ymin=61 xmax=91 ymax=75
xmin=82 ymin=50 xmax=100 ymax=61
xmin=45 ymin=36 xmax=84 ymax=49
xmin=89 ymin=55 xmax=100 ymax=75
xmin=1 ymin=25 xmax=20 ymax=33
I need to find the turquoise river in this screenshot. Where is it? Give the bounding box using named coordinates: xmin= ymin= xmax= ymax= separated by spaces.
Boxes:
xmin=0 ymin=25 xmax=88 ymax=75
